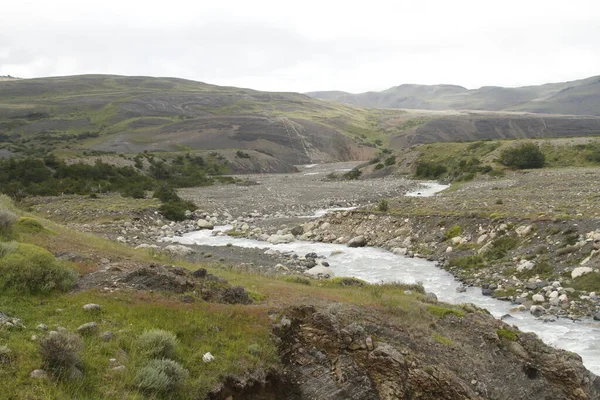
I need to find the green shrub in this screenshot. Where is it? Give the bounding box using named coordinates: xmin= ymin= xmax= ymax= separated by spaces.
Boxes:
xmin=0 ymin=345 xmax=13 ymax=364
xmin=496 ymin=329 xmax=517 ymax=341
xmin=0 ymin=209 xmax=16 ymax=240
xmin=384 ymin=156 xmax=396 ymax=166
xmin=447 ymin=255 xmax=485 ymax=270
xmin=14 ymin=216 xmax=45 ymax=233
xmin=158 ymin=200 xmax=196 ymax=222
xmin=498 ymin=143 xmax=545 ymax=169
xmin=483 ymin=236 xmax=518 ymax=260
xmin=39 ymin=331 xmax=83 ymax=377
xmin=135 ymin=359 xmax=189 ymax=395
xmin=415 ymin=161 xmax=447 ymax=179
xmin=236 ymin=150 xmax=251 ymax=159
xmin=374 ymin=163 xmax=384 ymax=170
xmin=377 ymin=199 xmax=389 ymax=212
xmin=137 ymin=329 xmax=179 ymax=360
xmin=444 ymin=225 xmax=461 ymax=240
xmin=328 ymin=277 xmax=368 ymax=287
xmin=342 ymin=168 xmax=362 ymax=180
xmin=427 ymin=305 xmax=465 ymax=318
xmin=247 ymin=343 xmax=261 ymax=356
xmin=283 ymin=276 xmax=311 ymax=285
xmin=0 ymin=243 xmax=76 ymax=294
xmin=432 ymin=333 xmax=453 ymax=346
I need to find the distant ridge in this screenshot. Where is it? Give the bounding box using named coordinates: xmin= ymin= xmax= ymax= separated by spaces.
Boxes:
xmin=307 ymin=75 xmax=600 ymax=116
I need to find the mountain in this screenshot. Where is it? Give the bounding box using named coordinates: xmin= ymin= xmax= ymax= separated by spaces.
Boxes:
xmin=307 ymin=75 xmax=600 ymax=116
xmin=2 ymin=75 xmax=600 ymax=163
xmin=0 ymin=75 xmax=387 ymax=166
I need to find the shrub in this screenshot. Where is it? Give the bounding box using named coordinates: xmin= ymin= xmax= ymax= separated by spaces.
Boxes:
xmin=236 ymin=150 xmax=251 ymax=159
xmin=342 ymin=168 xmax=362 ymax=180
xmin=415 ymin=162 xmax=447 ymax=179
xmin=384 ymin=156 xmax=396 ymax=166
xmin=374 ymin=163 xmax=384 ymax=170
xmin=447 ymin=255 xmax=485 ymax=271
xmin=328 ymin=277 xmax=368 ymax=287
xmin=158 ymin=200 xmax=196 ymax=222
xmin=0 ymin=243 xmax=76 ymax=294
xmin=247 ymin=343 xmax=261 ymax=356
xmin=483 ymin=236 xmax=518 ymax=260
xmin=496 ymin=329 xmax=517 ymax=341
xmin=376 ymin=199 xmax=389 ymax=212
xmin=0 ymin=209 xmax=16 ymax=240
xmin=444 ymin=225 xmax=461 ymax=240
xmin=137 ymin=329 xmax=178 ymax=360
xmin=0 ymin=345 xmax=13 ymax=364
xmin=135 ymin=359 xmax=189 ymax=395
xmin=153 ymin=185 xmax=180 ymax=203
xmin=283 ymin=276 xmax=311 ymax=285
xmin=14 ymin=216 xmax=44 ymax=233
xmin=39 ymin=331 xmax=82 ymax=377
xmin=427 ymin=305 xmax=465 ymax=318
xmin=498 ymin=143 xmax=545 ymax=169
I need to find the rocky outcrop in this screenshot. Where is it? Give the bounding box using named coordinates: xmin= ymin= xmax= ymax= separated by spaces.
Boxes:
xmin=269 ymin=305 xmax=600 ymax=400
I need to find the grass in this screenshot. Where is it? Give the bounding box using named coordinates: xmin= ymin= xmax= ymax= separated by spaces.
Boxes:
xmin=496 ymin=329 xmax=518 ymax=341
xmin=570 ymin=273 xmax=600 ymax=292
xmin=427 ymin=305 xmax=465 ymax=319
xmin=432 ymin=333 xmax=454 ymax=346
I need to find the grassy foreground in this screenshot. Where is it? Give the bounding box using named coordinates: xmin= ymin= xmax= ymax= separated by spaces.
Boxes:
xmin=0 ymin=196 xmax=447 ymax=399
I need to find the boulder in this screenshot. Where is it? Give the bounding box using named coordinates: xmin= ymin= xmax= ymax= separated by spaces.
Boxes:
xmin=82 ymin=304 xmax=101 ymax=312
xmin=515 ymin=225 xmax=533 ymax=237
xmin=196 ymin=219 xmax=214 ymax=229
xmin=305 ymin=265 xmax=333 ymax=277
xmin=77 ymin=322 xmax=98 ymax=335
xmin=593 ymin=312 xmax=600 ymax=321
xmin=267 ymin=234 xmax=295 ymax=244
xmin=30 ymin=369 xmax=48 ymax=379
xmin=532 ymin=294 xmax=545 ymax=303
xmin=571 ymin=267 xmax=593 ymax=279
xmin=347 ymin=236 xmax=367 ymax=248
xmin=163 ymin=244 xmax=195 ymax=257
xmin=530 ymin=305 xmax=546 ymax=317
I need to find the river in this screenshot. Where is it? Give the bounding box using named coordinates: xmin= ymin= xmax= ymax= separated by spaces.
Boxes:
xmin=168 ymin=225 xmax=600 ymax=375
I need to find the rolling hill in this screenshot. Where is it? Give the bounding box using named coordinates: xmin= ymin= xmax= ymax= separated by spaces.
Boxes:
xmin=308 ymin=75 xmax=600 ymax=116
xmin=2 ymin=75 xmax=600 ymax=167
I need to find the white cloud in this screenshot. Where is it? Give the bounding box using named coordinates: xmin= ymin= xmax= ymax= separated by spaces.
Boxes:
xmin=1 ymin=0 xmax=599 ymax=92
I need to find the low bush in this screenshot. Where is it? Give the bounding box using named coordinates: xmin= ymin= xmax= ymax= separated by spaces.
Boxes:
xmin=0 ymin=241 xmax=17 ymax=257
xmin=483 ymin=236 xmax=518 ymax=260
xmin=328 ymin=277 xmax=368 ymax=287
xmin=447 ymin=255 xmax=485 ymax=271
xmin=0 ymin=243 xmax=76 ymax=294
xmin=377 ymin=199 xmax=389 ymax=212
xmin=415 ymin=161 xmax=447 ymax=179
xmin=137 ymin=329 xmax=179 ymax=360
xmin=14 ymin=216 xmax=45 ymax=233
xmin=283 ymin=276 xmax=311 ymax=285
xmin=496 ymin=329 xmax=517 ymax=341
xmin=444 ymin=225 xmax=461 ymax=240
xmin=0 ymin=209 xmax=16 ymax=240
xmin=427 ymin=305 xmax=465 ymax=318
xmin=39 ymin=331 xmax=83 ymax=377
xmin=498 ymin=143 xmax=545 ymax=169
xmin=342 ymin=168 xmax=362 ymax=180
xmin=135 ymin=359 xmax=189 ymax=395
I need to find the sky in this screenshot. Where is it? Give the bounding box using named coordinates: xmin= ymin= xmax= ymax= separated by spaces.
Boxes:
xmin=1 ymin=0 xmax=599 ymax=93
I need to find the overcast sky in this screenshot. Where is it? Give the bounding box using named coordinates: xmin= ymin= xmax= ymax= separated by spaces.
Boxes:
xmin=1 ymin=0 xmax=599 ymax=93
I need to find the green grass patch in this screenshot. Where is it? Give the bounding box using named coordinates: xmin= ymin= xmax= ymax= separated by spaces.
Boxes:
xmin=496 ymin=329 xmax=518 ymax=341
xmin=444 ymin=225 xmax=461 ymax=241
xmin=427 ymin=305 xmax=465 ymax=319
xmin=447 ymin=255 xmax=485 ymax=271
xmin=432 ymin=333 xmax=454 ymax=346
xmin=570 ymin=272 xmax=600 ymax=292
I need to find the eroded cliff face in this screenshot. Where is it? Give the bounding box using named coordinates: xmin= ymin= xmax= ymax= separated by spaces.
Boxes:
xmin=210 ymin=303 xmax=599 ymax=400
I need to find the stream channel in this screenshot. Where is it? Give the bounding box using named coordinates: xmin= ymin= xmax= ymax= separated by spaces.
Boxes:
xmin=168 ymin=182 xmax=600 ymax=375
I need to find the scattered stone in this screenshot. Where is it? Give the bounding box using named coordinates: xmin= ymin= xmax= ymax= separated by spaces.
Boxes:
xmin=481 ymin=288 xmax=494 ymax=296
xmin=30 ymin=369 xmax=48 ymax=379
xmin=515 ymin=225 xmax=533 ymax=237
xmin=82 ymin=304 xmax=101 ymax=312
xmin=36 ymin=324 xmax=48 ymax=331
xmin=593 ymin=312 xmax=600 ymax=321
xmin=530 ymin=305 xmax=546 ymax=317
xmin=305 ymin=265 xmax=333 ymax=277
xmin=571 ymin=266 xmax=593 ymax=279
xmin=100 ymin=331 xmax=115 ymax=341
xmin=163 ymin=244 xmax=195 ymax=257
xmin=532 ymin=294 xmax=545 ymax=303
xmin=203 ymin=352 xmax=215 ymax=363
xmin=77 ymin=322 xmax=98 ymax=335
xmin=196 ymin=219 xmax=214 ymax=230
xmin=347 ymin=236 xmax=367 ymax=248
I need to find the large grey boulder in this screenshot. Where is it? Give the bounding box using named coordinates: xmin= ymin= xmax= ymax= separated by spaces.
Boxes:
xmin=196 ymin=219 xmax=214 ymax=230
xmin=347 ymin=236 xmax=367 ymax=248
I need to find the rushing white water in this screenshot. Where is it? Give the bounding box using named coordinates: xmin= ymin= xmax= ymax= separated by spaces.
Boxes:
xmin=406 ymin=181 xmax=450 ymax=197
xmin=168 ymin=227 xmax=600 ymax=374
xmin=298 ymin=206 xmax=358 ymax=219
